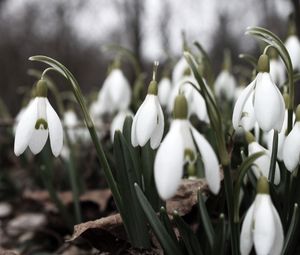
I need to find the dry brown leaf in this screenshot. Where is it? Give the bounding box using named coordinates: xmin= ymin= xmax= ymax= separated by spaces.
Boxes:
xmin=166 ymin=178 xmax=208 ymax=216
xmin=70 ymin=213 xmax=124 ymax=242
xmin=23 ymin=189 xmax=112 ymax=212
xmin=0 ymin=250 xmax=19 ymax=255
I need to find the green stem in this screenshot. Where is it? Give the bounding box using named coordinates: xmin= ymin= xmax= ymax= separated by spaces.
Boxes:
xmin=268 ymin=130 xmax=278 ymax=185
xmin=223 ymin=164 xmax=239 ymax=255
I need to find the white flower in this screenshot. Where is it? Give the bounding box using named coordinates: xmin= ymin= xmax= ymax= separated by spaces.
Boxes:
xmin=110 ymin=109 xmax=133 ymax=141
xmin=14 ymin=93 xmax=63 ymax=157
xmin=265 ymin=110 xmax=293 ymax=161
xmin=97 ymin=68 xmax=131 ymax=114
xmin=158 ymin=77 xmax=172 ymax=107
xmin=270 ymin=58 xmax=285 ymax=87
xmin=154 ymin=119 xmax=220 ymax=200
xmin=248 ymin=140 xmax=280 ymax=185
xmin=285 ymin=35 xmax=300 ymax=70
xmin=283 ymin=121 xmax=300 ymax=172
xmin=232 ymin=55 xmax=285 ymax=132
xmin=63 ymin=109 xmax=79 ymax=143
xmin=168 ymin=75 xmax=209 ymax=123
xmin=131 ymin=94 xmax=164 ymax=149
xmin=172 ymin=56 xmax=189 ymax=84
xmin=240 ymin=177 xmax=283 ymax=255
xmin=214 ymin=70 xmax=237 ymax=100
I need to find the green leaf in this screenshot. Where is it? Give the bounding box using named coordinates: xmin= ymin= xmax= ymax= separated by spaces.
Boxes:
xmin=282 ymin=203 xmax=299 ymax=255
xmin=113 ymin=131 xmax=150 ymax=248
xmin=160 ymin=207 xmax=179 ymax=244
xmin=134 ymin=183 xmax=183 ymax=255
xmin=213 ymin=214 xmax=226 ymax=255
xmin=173 ymin=211 xmax=204 ymax=255
xmin=233 ymin=151 xmax=265 ymax=222
xmin=197 ymin=191 xmax=215 ymax=250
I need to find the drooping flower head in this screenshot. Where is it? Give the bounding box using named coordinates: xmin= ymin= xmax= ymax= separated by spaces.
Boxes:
xmin=240 ymin=176 xmax=284 ymax=255
xmin=14 ymin=79 xmax=63 ymax=157
xmin=233 ymin=54 xmax=285 ymax=132
xmin=283 ymin=105 xmax=300 ymax=172
xmin=245 ymin=132 xmax=280 ymax=184
xmin=285 ymin=23 xmax=300 ymax=71
xmin=131 ymin=61 xmax=164 ymax=149
xmin=154 ymin=94 xmax=220 ymax=200
xmin=214 ymin=50 xmax=236 ymax=100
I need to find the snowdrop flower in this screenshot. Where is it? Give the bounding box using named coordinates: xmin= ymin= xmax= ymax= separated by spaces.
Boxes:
xmin=233 ymin=54 xmax=285 ymax=132
xmin=269 ymin=57 xmax=285 ymax=87
xmin=246 ymin=132 xmax=280 ymax=184
xmin=131 ymin=62 xmax=164 ymax=149
xmin=172 ymin=56 xmax=189 ymax=84
xmin=97 ymin=68 xmax=131 ymax=114
xmin=285 ymin=34 xmax=300 ymax=71
xmin=157 ymin=77 xmax=171 ymax=107
xmin=154 ymin=94 xmax=220 ymax=200
xmin=110 ymin=109 xmax=133 ymax=141
xmin=240 ymin=176 xmax=284 ymax=255
xmin=168 ymin=69 xmax=209 ymax=123
xmin=63 ymin=109 xmax=79 ymax=143
xmin=214 ymin=70 xmax=237 ymax=100
xmin=283 ymin=105 xmax=300 ymax=171
xmin=265 ymin=103 xmax=294 ymax=161
xmin=14 ymin=80 xmax=63 ymax=157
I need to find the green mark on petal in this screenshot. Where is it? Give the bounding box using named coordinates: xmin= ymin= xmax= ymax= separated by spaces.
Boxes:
xmin=35 ymin=118 xmax=48 ymax=129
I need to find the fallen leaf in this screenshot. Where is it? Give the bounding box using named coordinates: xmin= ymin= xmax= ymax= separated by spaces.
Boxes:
xmin=23 ymin=189 xmax=112 ymax=212
xmin=166 ymin=178 xmax=208 ymax=216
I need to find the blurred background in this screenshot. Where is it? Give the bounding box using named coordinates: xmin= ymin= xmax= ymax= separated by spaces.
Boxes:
xmin=0 ymin=0 xmax=296 ymax=115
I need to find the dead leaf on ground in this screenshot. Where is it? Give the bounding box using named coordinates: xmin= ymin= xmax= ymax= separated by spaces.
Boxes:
xmin=166 ymin=178 xmax=208 ymax=216
xmin=23 ymin=189 xmax=112 ymax=212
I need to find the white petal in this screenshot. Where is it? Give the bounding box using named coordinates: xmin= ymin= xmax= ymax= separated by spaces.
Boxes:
xmin=29 ymin=129 xmax=49 ymax=154
xmin=254 ymin=73 xmax=285 ymax=132
xmin=179 ymin=120 xmax=196 ymax=152
xmin=270 ymin=59 xmax=285 ymax=87
xmin=136 ymin=95 xmax=157 ymax=146
xmin=285 ymin=35 xmax=300 ymax=70
xmin=191 ymin=128 xmax=220 ymax=194
xmin=158 ymin=78 xmax=172 ymax=106
xmin=106 ymin=69 xmax=131 ymax=110
xmin=150 ymin=98 xmax=164 ymax=149
xmin=172 ymin=56 xmax=189 ymax=84
xmin=253 ymin=195 xmax=276 ymax=255
xmin=214 ymin=70 xmax=236 ymax=100
xmin=269 ymin=204 xmax=284 ymax=255
xmin=232 ymin=80 xmax=256 ymax=130
xmin=240 ymin=203 xmax=255 ymax=255
xmin=14 ymin=98 xmax=38 ymax=156
xmin=131 ymin=105 xmax=142 ymax=147
xmin=283 ymin=122 xmax=300 ymax=171
xmin=46 ymin=100 xmax=63 ymax=157
xmin=248 ymin=142 xmax=280 ymax=185
xmin=111 ymin=110 xmax=133 ymax=141
xmin=189 ymin=89 xmax=209 ymax=123
xmin=154 ymin=121 xmax=185 ymax=200
xmin=240 ymin=92 xmax=256 ymax=131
